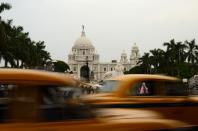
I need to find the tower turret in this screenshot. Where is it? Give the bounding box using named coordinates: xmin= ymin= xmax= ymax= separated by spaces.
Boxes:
xmin=120 ymin=50 xmax=128 ymax=64
xmin=130 ymin=43 xmax=140 ymax=65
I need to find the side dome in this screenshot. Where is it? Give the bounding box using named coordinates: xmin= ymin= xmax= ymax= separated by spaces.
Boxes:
xmin=121 ymin=50 xmax=127 ymax=56
xmin=132 ymin=43 xmax=139 ymax=50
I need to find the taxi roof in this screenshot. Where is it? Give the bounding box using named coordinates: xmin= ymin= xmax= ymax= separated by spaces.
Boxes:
xmin=108 ymin=74 xmax=180 ymax=82
xmin=0 ymin=68 xmax=77 ymax=86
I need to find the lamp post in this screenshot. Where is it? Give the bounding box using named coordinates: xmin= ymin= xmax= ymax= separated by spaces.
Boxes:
xmin=85 ymin=56 xmax=90 ymax=82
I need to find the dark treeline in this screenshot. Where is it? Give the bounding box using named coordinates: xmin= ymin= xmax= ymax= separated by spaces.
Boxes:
xmin=0 ymin=3 xmax=51 ymax=68
xmin=125 ymin=39 xmax=198 ymax=78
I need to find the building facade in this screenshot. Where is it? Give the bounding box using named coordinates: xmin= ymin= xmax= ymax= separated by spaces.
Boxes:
xmin=68 ymin=26 xmax=140 ymax=81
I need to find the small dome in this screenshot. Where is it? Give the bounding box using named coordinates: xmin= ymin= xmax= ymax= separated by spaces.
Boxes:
xmin=121 ymin=50 xmax=127 ymax=56
xmin=132 ymin=43 xmax=139 ymax=50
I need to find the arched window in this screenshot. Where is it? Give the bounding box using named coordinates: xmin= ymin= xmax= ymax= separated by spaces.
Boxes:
xmin=104 ymin=68 xmax=106 ymax=72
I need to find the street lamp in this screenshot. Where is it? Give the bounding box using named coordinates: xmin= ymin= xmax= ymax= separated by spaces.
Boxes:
xmin=85 ymin=56 xmax=90 ymax=82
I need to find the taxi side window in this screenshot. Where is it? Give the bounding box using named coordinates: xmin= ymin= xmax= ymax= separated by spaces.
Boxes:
xmin=128 ymin=81 xmax=188 ymax=96
xmin=129 ymin=81 xmax=156 ymax=96
xmin=0 ymin=84 xmax=94 ymax=123
xmin=0 ymin=84 xmax=9 ymax=122
xmin=39 ymin=86 xmax=94 ymax=122
xmin=0 ymin=84 xmax=39 ymax=123
xmin=165 ymin=82 xmax=188 ymax=96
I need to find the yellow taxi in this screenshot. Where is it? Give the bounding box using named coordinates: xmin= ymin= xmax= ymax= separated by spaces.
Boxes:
xmin=0 ymin=70 xmax=196 ymax=131
xmin=83 ymin=74 xmax=198 ymax=129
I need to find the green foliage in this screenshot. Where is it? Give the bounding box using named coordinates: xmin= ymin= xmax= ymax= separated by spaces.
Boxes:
xmin=53 ymin=60 xmax=70 ymax=73
xmin=178 ymin=63 xmax=192 ymax=78
xmin=0 ymin=3 xmax=11 ymax=14
xmin=124 ymin=66 xmax=144 ymax=74
xmin=0 ymin=3 xmax=51 ymax=68
xmin=127 ymin=39 xmax=198 ymax=79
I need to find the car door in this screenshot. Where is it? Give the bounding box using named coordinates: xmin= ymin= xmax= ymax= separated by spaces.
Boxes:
xmin=124 ymin=80 xmax=198 ymax=124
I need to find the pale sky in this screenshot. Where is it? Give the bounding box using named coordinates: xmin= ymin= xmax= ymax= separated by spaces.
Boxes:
xmin=1 ymin=0 xmax=198 ymax=62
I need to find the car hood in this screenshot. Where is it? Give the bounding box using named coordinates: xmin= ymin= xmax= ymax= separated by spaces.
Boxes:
xmin=96 ymin=108 xmax=162 ymax=120
xmin=81 ymin=93 xmax=116 ymax=103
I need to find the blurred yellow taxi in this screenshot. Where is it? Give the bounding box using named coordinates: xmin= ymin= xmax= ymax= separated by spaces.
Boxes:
xmin=0 ymin=70 xmax=196 ymax=131
xmin=83 ymin=74 xmax=198 ymax=129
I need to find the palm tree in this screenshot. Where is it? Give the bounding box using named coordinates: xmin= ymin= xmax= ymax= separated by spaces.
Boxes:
xmin=175 ymin=42 xmax=187 ymax=64
xmin=35 ymin=41 xmax=51 ymax=67
xmin=0 ymin=3 xmax=11 ymax=46
xmin=0 ymin=2 xmax=51 ymax=69
xmin=0 ymin=3 xmax=11 ymax=14
xmin=163 ymin=39 xmax=177 ymax=75
xmin=164 ymin=39 xmax=187 ymax=64
xmin=0 ymin=3 xmax=11 ymax=66
xmin=163 ymin=39 xmax=188 ymax=76
xmin=138 ymin=53 xmax=151 ymax=74
xmin=185 ymin=39 xmax=198 ymax=64
xmin=19 ymin=33 xmax=31 ymax=68
xmin=0 ymin=20 xmax=15 ymax=67
xmin=163 ymin=39 xmax=177 ymax=64
xmin=24 ymin=41 xmax=51 ymax=68
xmin=196 ymin=51 xmax=198 ymax=65
xmin=9 ymin=26 xmax=26 ymax=67
xmin=0 ymin=3 xmax=13 ymax=67
xmin=149 ymin=48 xmax=165 ymax=73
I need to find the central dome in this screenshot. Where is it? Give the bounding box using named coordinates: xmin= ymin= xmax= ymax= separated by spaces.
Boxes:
xmin=72 ymin=26 xmax=94 ymax=49
xmin=73 ymin=36 xmax=94 ymax=49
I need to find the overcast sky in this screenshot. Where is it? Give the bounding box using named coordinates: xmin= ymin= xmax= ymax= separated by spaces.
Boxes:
xmin=1 ymin=0 xmax=198 ymax=62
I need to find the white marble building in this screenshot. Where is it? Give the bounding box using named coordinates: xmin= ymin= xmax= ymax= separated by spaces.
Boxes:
xmin=67 ymin=26 xmax=140 ymax=81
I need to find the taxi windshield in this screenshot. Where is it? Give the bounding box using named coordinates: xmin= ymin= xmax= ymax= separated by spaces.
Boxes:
xmin=0 ymin=84 xmax=94 ymax=123
xmin=100 ymin=80 xmax=120 ymax=93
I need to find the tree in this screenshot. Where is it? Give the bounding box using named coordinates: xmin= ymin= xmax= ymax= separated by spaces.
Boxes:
xmin=24 ymin=41 xmax=51 ymax=68
xmin=185 ymin=39 xmax=198 ymax=64
xmin=163 ymin=39 xmax=188 ymax=76
xmin=149 ymin=48 xmax=165 ymax=73
xmin=0 ymin=3 xmax=12 ymax=67
xmin=128 ymin=39 xmax=198 ymax=78
xmin=53 ymin=60 xmax=70 ymax=72
xmin=138 ymin=53 xmax=151 ymax=74
xmin=0 ymin=3 xmax=11 ymax=14
xmin=125 ymin=66 xmax=144 ymax=74
xmin=175 ymin=41 xmax=187 ymax=64
xmin=0 ymin=20 xmax=15 ymax=67
xmin=0 ymin=2 xmax=51 ymax=68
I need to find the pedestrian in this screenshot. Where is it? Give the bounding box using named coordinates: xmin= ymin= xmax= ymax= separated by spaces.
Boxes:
xmin=139 ymin=82 xmax=148 ymax=94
